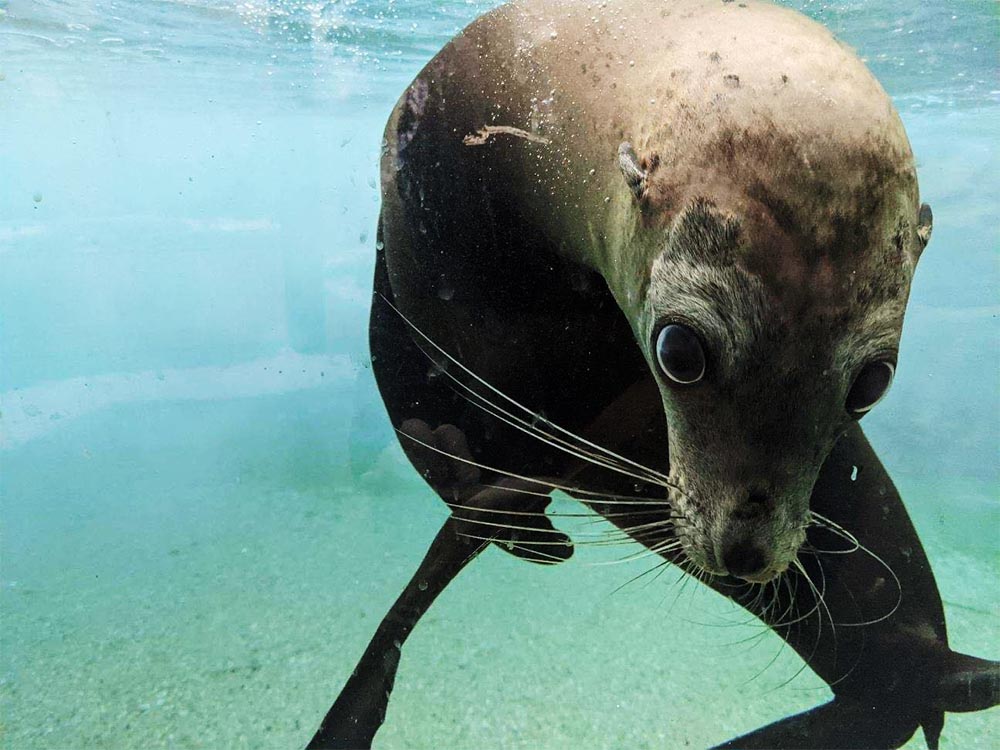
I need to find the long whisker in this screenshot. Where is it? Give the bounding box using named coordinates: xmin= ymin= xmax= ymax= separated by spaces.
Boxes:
xmin=741 ymin=590 xmax=791 ymax=685
xmin=455 ymin=531 xmax=571 ymax=548
xmin=778 ymin=574 xmax=799 ymax=625
xmin=398 ymin=426 xmax=675 ymax=509
xmin=380 ymin=293 xmax=675 ymax=485
xmin=452 ymin=514 xmax=624 ymax=542
xmin=502 ymin=541 xmax=573 ymax=564
xmin=750 ymin=588 xmax=776 ymax=622
xmin=578 ymin=507 xmax=684 ymax=522
xmin=808 ymin=512 xmax=903 ymax=627
xmin=767 ymin=568 xmax=819 ymax=630
xmin=800 ymin=535 xmax=860 ymax=555
xmin=396 ymin=428 xmax=664 ymax=506
xmin=451 ymin=530 xmax=683 ymax=568
xmin=807 ymin=515 xmax=860 ymax=552
xmin=758 ymin=558 xmax=829 ymax=691
xmin=449 ymin=379 xmax=672 ymax=490
xmin=447 ymin=493 xmax=663 ymax=517
xmin=668 ymin=567 xmax=696 ymax=614
xmin=588 ymin=538 xmax=684 ymax=566
xmin=609 ymin=560 xmax=672 ymax=596
xmin=451 ymin=512 xmax=676 ymax=550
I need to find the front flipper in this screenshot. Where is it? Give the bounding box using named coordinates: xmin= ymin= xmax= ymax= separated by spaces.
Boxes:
xmin=914 ymin=648 xmax=1000 ymax=748
xmin=711 ymin=648 xmax=1000 ymax=750
xmin=711 ymin=697 xmax=922 ymax=750
xmin=398 ymin=419 xmax=574 ymax=565
xmin=398 ymin=419 xmax=481 ymax=490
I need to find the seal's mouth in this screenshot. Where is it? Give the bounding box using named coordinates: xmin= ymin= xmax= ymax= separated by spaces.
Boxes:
xmin=684 ymin=544 xmax=792 ymax=583
xmin=731 ymin=559 xmax=791 ymax=584
xmin=665 ymin=466 xmax=814 ymax=584
xmin=668 ymin=496 xmax=805 ymax=584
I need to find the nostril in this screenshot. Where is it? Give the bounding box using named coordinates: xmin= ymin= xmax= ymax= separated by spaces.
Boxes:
xmin=722 ymin=542 xmax=768 ymax=578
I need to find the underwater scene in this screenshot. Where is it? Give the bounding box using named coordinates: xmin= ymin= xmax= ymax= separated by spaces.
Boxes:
xmin=1 ymin=0 xmax=997 ymax=748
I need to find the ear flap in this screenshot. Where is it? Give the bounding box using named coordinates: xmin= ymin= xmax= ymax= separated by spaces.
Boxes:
xmin=917 ymin=202 xmax=933 ymax=250
xmin=618 ymin=142 xmax=648 ymax=202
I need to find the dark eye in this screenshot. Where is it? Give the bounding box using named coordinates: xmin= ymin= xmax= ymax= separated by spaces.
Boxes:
xmin=655 ymin=323 xmax=706 ymax=385
xmin=846 ymin=361 xmax=895 ymax=415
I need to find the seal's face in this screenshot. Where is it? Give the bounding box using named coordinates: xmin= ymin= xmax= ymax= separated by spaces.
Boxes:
xmin=634 ymin=190 xmax=932 ymax=583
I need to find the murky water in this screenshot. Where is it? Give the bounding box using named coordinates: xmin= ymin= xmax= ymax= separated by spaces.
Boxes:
xmin=1 ymin=1 xmax=997 ymax=748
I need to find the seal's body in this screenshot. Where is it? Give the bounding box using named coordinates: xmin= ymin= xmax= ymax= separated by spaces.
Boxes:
xmin=308 ymin=2 xmax=999 ymax=747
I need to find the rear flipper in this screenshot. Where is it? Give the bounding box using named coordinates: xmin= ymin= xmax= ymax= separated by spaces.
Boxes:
xmin=712 ymin=649 xmax=999 ymax=750
xmin=928 ymin=649 xmax=1000 ymax=715
xmin=711 ymin=697 xmax=922 ymax=750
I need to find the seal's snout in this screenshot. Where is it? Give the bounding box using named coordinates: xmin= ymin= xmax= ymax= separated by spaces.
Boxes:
xmin=716 ymin=492 xmax=779 ymax=580
xmin=721 ymin=540 xmax=769 ymax=580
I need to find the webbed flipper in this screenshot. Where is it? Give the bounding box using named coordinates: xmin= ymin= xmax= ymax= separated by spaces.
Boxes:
xmin=711 ymin=696 xmax=922 ymax=750
xmin=398 ymin=418 xmax=573 ymax=565
xmin=926 ymin=648 xmax=1000 ymax=715
xmin=711 ymin=649 xmax=999 ymax=750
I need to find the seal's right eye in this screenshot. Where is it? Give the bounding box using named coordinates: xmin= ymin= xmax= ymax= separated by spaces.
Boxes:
xmin=655 ymin=323 xmax=706 ymax=385
xmin=846 ymin=361 xmax=895 ymax=416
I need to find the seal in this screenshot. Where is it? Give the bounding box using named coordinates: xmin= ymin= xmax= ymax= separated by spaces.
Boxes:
xmin=308 ymin=1 xmax=1000 ymax=747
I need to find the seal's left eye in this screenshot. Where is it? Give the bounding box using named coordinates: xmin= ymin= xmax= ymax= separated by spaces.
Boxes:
xmin=846 ymin=361 xmax=895 ymax=416
xmin=655 ymin=323 xmax=706 ymax=385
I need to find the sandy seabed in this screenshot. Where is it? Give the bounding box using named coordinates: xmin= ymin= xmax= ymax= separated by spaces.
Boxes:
xmin=2 ymin=390 xmax=997 ymax=750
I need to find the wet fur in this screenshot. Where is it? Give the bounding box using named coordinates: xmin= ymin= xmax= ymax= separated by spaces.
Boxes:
xmin=308 ymin=1 xmax=999 ymax=747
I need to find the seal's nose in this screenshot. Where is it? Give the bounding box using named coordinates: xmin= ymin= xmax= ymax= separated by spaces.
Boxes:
xmin=722 ymin=541 xmax=768 ymax=579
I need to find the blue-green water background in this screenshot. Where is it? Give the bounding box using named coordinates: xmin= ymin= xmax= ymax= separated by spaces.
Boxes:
xmin=1 ymin=1 xmax=997 ymax=748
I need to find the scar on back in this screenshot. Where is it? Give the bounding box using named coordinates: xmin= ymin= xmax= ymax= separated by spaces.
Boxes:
xmin=463 ymin=125 xmax=551 ymax=146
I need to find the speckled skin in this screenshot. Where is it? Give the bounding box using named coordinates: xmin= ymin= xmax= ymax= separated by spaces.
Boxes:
xmin=382 ymin=0 xmax=919 ymax=304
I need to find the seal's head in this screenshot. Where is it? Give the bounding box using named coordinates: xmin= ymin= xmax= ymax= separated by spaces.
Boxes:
xmin=617 ymin=131 xmax=933 ymax=583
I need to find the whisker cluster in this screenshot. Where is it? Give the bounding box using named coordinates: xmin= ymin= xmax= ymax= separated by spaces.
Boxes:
xmin=380 ymin=293 xmax=693 ymax=559
xmin=378 ymin=295 xmax=906 ymax=691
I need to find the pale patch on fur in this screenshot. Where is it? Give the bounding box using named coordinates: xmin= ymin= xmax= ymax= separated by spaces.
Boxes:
xmin=644 ymin=255 xmax=769 ymax=376
xmin=463 ymin=125 xmax=551 ymax=146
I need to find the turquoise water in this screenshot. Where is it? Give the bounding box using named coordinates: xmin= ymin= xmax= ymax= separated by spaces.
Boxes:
xmin=1 ymin=1 xmax=997 ymax=748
